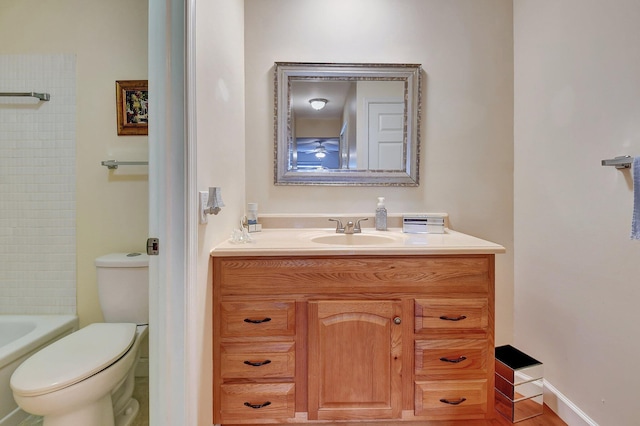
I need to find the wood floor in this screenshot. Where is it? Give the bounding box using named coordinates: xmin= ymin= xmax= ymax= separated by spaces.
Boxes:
xmin=399 ymin=405 xmax=567 ymax=426
xmin=489 ymin=404 xmax=567 ymax=425
xmin=235 ymin=404 xmax=567 ymax=426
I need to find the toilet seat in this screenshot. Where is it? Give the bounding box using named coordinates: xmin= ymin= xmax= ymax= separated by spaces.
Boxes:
xmin=11 ymin=323 xmax=137 ymax=397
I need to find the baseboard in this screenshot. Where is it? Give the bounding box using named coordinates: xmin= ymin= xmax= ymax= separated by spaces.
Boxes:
xmin=544 ymin=380 xmax=599 ymax=426
xmin=0 ymin=407 xmax=28 ymax=426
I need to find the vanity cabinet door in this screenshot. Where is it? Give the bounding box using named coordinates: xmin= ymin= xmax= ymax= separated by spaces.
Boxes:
xmin=307 ymin=300 xmax=403 ymax=421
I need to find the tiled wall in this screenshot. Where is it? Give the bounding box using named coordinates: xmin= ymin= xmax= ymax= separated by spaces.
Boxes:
xmin=0 ymin=54 xmax=76 ymax=315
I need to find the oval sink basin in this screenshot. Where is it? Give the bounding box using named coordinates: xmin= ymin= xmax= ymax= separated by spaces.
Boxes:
xmin=310 ymin=233 xmax=397 ymax=246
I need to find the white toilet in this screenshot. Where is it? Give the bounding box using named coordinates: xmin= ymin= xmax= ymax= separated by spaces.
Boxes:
xmin=10 ymin=252 xmax=149 ymax=426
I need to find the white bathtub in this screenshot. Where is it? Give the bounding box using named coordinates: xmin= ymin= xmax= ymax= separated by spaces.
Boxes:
xmin=0 ymin=315 xmax=78 ymax=426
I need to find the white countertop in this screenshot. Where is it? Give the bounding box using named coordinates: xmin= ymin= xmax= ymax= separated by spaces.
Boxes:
xmin=210 ymin=228 xmax=505 ymax=257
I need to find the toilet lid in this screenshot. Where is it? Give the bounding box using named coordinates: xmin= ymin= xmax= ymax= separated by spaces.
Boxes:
xmin=10 ymin=323 xmax=137 ymax=397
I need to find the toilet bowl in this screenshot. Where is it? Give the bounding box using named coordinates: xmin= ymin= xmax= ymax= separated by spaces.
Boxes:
xmin=10 ymin=253 xmax=149 ymax=426
xmin=11 ymin=323 xmax=148 ymax=426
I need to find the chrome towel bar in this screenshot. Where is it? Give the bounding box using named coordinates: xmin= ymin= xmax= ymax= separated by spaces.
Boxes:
xmin=601 ymin=155 xmax=633 ymax=169
xmin=101 ymin=160 xmax=149 ymax=170
xmin=0 ymin=92 xmax=50 ymax=101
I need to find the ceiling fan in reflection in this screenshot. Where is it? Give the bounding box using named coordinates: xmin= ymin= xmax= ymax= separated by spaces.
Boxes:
xmin=304 ymin=141 xmax=330 ymax=158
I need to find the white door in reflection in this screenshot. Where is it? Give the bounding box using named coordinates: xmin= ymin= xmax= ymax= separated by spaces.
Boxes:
xmin=367 ymin=101 xmax=405 ymax=170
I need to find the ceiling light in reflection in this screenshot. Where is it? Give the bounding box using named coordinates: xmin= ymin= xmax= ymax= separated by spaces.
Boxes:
xmin=309 ymin=98 xmax=328 ymax=110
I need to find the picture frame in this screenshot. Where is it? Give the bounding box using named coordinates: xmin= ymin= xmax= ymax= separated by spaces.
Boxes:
xmin=116 ymin=80 xmax=149 ymax=135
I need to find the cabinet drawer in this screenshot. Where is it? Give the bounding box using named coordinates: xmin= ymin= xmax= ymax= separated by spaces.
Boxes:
xmin=415 ymin=298 xmax=488 ymax=333
xmin=217 ymin=256 xmax=491 ymax=295
xmin=415 ymin=339 xmax=488 ymax=378
xmin=415 ymin=380 xmax=488 ymax=417
xmin=221 ymin=301 xmax=295 ymax=338
xmin=220 ymin=383 xmax=295 ymax=422
xmin=221 ymin=342 xmax=295 ymax=379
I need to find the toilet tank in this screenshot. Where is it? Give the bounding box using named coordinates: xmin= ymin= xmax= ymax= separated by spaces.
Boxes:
xmin=95 ymin=253 xmax=149 ymax=325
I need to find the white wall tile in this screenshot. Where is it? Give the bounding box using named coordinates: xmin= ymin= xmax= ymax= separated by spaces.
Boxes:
xmin=0 ymin=54 xmax=76 ymax=315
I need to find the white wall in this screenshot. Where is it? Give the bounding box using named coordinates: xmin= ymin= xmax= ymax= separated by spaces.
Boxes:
xmin=195 ymin=0 xmax=246 ymax=424
xmin=0 ymin=0 xmax=149 ymax=327
xmin=244 ymin=0 xmax=515 ymax=344
xmin=514 ymin=1 xmax=640 ymax=424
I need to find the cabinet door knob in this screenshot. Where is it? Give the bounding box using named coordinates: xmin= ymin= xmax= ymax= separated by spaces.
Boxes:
xmin=393 ymin=317 xmax=402 ymax=325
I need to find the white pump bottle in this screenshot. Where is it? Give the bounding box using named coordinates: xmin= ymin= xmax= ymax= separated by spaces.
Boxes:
xmin=375 ymin=197 xmax=387 ymax=231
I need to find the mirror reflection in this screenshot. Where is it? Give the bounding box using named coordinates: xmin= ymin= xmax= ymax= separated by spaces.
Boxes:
xmin=291 ymin=80 xmax=405 ymax=171
xmin=274 ymin=63 xmax=422 ymax=186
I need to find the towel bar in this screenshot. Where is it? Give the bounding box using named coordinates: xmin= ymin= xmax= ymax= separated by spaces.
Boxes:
xmin=101 ymin=160 xmax=149 ymax=170
xmin=601 ymin=156 xmax=632 ymax=169
xmin=0 ymin=92 xmax=50 ymax=101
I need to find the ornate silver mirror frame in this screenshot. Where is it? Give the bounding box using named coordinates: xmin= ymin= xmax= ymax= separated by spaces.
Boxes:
xmin=274 ymin=62 xmax=422 ymax=186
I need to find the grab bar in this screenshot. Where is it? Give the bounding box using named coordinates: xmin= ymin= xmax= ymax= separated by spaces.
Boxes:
xmin=601 ymin=155 xmax=632 ymax=169
xmin=0 ymin=92 xmax=50 ymax=101
xmin=101 ymin=160 xmax=149 ymax=170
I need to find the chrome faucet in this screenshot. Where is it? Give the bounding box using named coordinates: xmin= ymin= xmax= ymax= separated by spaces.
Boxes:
xmin=329 ymin=218 xmax=368 ymax=234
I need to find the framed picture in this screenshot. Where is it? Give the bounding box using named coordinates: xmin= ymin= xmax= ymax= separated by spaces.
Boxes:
xmin=116 ymin=80 xmax=149 ymax=135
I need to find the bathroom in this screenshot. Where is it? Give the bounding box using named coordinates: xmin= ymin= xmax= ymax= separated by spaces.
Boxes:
xmin=2 ymin=0 xmax=640 ymax=425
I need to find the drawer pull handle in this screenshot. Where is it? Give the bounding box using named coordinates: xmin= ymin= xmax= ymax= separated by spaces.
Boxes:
xmin=243 ymin=317 xmax=272 ymax=324
xmin=439 ymin=397 xmax=467 ymax=405
xmin=244 ymin=401 xmax=272 ymax=409
xmin=243 ymin=359 xmax=272 ymax=367
xmin=439 ymin=356 xmax=467 ymax=363
xmin=439 ymin=315 xmax=467 ymax=321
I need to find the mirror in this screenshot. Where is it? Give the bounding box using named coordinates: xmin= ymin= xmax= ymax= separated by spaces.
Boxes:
xmin=274 ymin=62 xmax=422 ymax=186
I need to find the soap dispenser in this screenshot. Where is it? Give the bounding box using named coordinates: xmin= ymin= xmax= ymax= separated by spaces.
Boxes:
xmin=246 ymin=203 xmax=262 ymax=232
xmin=375 ymin=197 xmax=387 ymax=231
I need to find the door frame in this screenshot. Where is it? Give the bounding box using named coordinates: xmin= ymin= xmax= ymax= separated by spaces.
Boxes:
xmin=148 ymin=0 xmax=198 ymax=424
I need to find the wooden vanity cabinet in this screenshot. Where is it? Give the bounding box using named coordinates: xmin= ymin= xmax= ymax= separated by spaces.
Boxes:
xmin=212 ymin=254 xmax=495 ymax=425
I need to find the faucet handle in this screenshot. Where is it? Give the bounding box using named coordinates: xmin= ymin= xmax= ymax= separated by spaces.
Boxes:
xmin=328 ymin=218 xmax=344 ymax=233
xmin=354 ymin=218 xmax=368 ymax=233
